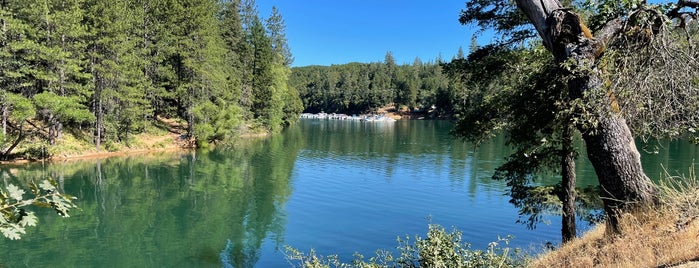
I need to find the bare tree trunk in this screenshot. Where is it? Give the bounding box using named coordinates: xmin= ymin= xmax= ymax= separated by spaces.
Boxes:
xmin=48 ymin=116 xmax=56 ymax=145
xmin=561 ymin=123 xmax=576 ymax=243
xmin=515 ymin=0 xmax=658 ymax=232
xmin=2 ymin=11 xmax=7 ymax=138
xmin=187 ymin=103 xmax=194 ymax=137
xmin=90 ymin=41 xmax=102 ymax=151
xmin=3 ymin=127 xmax=24 ymax=159
xmin=1 ymin=105 xmax=6 ymax=137
xmin=95 ymin=80 xmax=102 ymax=151
xmin=56 ymin=122 xmax=62 ymax=140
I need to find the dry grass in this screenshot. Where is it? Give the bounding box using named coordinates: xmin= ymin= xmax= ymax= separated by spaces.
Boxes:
xmin=529 ymin=171 xmax=699 ymax=268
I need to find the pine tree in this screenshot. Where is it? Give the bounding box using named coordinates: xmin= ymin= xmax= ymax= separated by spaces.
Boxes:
xmin=394 ymin=65 xmax=418 ymax=109
xmin=468 ymin=35 xmax=479 ymax=54
xmin=85 ymin=0 xmax=151 ymax=148
xmin=1 ymin=0 xmax=298 ymax=153
xmin=162 ymin=0 xmax=237 ymax=144
xmin=219 ymin=0 xmax=244 ymax=101
xmin=138 ymin=0 xmax=174 ymax=118
xmin=264 ymin=6 xmax=300 ymax=126
xmin=17 ymin=0 xmax=93 ymax=144
xmin=265 ymin=6 xmax=293 ymax=66
xmin=215 ymin=0 xmax=246 ymax=137
xmin=237 ymin=0 xmax=258 ymax=119
xmin=248 ymin=17 xmax=277 ymax=130
xmin=1 ymin=1 xmax=24 ymax=136
xmin=456 ymin=46 xmax=465 ymax=60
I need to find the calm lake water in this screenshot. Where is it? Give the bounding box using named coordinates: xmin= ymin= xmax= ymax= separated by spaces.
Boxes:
xmin=0 ymin=119 xmax=697 ymax=267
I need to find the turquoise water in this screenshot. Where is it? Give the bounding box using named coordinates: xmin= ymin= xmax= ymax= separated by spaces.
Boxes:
xmin=0 ymin=119 xmax=696 ymax=267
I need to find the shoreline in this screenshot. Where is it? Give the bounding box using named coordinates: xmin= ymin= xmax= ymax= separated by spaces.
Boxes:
xmin=0 ymin=111 xmax=447 ymax=166
xmin=0 ymin=145 xmax=194 ymax=166
xmin=0 ymin=131 xmax=272 ymax=166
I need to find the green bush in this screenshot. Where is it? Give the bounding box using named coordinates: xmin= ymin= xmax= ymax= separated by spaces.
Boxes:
xmin=23 ymin=142 xmax=50 ymax=160
xmin=104 ymin=141 xmax=120 ymax=152
xmin=285 ymin=224 xmax=525 ymax=268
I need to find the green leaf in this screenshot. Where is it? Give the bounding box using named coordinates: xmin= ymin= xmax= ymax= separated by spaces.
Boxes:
xmin=6 ymin=184 xmax=25 ymax=201
xmin=19 ymin=211 xmax=37 ymax=227
xmin=39 ymin=180 xmax=56 ymax=192
xmin=0 ymin=224 xmax=25 ymax=240
xmin=50 ymin=195 xmax=75 ymax=217
xmin=28 ymin=182 xmax=41 ymax=196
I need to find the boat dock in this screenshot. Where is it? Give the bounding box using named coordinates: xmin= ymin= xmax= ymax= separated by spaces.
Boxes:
xmin=300 ymin=112 xmax=396 ymax=122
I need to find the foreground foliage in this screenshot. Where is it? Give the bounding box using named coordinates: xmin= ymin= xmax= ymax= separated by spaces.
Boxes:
xmin=285 ymin=224 xmax=525 ymax=268
xmin=0 ymin=179 xmax=77 ymax=240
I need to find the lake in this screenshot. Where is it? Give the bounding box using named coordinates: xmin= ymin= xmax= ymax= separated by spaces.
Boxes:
xmin=0 ymin=119 xmax=697 ymax=267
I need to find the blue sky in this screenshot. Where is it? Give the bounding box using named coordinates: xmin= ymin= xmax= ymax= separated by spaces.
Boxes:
xmin=256 ymin=1 xmax=484 ymax=67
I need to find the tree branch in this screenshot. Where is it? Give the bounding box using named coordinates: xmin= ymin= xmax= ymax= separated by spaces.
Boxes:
xmin=668 ymin=0 xmax=699 ymax=20
xmin=595 ymin=18 xmax=624 ymax=46
xmin=515 ymin=0 xmax=563 ymax=50
xmin=680 ymin=0 xmax=699 ymax=8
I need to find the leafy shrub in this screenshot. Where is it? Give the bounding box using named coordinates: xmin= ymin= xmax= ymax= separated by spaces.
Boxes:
xmin=104 ymin=140 xmax=121 ymax=152
xmin=285 ymin=224 xmax=525 ymax=268
xmin=23 ymin=143 xmax=50 ymax=160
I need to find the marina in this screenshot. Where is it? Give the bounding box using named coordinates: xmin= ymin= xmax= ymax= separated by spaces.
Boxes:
xmin=300 ymin=112 xmax=397 ymax=122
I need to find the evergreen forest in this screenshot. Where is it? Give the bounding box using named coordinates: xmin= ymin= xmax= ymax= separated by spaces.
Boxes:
xmin=0 ymin=0 xmax=303 ymax=157
xmin=289 ymin=51 xmax=466 ymax=116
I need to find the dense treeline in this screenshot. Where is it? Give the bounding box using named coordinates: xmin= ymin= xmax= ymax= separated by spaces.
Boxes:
xmin=0 ymin=0 xmax=302 ymax=157
xmin=290 ymin=52 xmax=461 ymax=116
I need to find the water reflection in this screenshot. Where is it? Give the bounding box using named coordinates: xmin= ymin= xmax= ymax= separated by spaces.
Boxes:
xmin=0 ymin=120 xmax=697 ymax=267
xmin=0 ymin=126 xmax=303 ymax=267
xmin=639 ymin=140 xmax=699 ymax=180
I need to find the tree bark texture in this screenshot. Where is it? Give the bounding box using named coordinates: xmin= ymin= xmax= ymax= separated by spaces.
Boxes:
xmin=515 ymin=0 xmax=658 ymax=232
xmin=561 ymin=124 xmax=576 ymax=243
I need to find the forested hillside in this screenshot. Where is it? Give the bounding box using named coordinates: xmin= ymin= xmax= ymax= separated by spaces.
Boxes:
xmin=290 ymin=52 xmax=463 ymax=116
xmin=0 ymin=0 xmax=302 ymax=158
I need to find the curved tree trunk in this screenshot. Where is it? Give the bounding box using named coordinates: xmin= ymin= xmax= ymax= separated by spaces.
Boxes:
xmin=515 ymin=0 xmax=658 ymax=232
xmin=2 ymin=124 xmax=25 ymax=159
